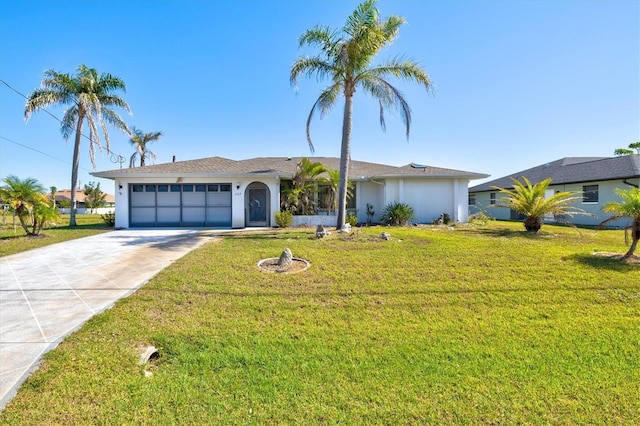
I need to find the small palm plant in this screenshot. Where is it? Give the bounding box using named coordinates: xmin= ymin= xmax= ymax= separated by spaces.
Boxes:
xmin=599 ymin=187 xmax=640 ymax=259
xmin=0 ymin=175 xmax=59 ymax=236
xmin=492 ymin=177 xmax=586 ymax=233
xmin=380 ymin=202 xmax=415 ymax=226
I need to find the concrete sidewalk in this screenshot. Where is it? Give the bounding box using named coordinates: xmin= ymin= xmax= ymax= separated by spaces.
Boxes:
xmin=0 ymin=228 xmax=217 ymax=410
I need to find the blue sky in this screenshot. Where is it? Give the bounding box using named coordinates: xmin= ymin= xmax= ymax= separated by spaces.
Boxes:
xmin=1 ymin=0 xmax=638 ymax=193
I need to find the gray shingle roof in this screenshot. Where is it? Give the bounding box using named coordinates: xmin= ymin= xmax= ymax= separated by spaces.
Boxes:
xmin=92 ymin=156 xmax=489 ymax=180
xmin=469 ymin=156 xmax=640 ymax=192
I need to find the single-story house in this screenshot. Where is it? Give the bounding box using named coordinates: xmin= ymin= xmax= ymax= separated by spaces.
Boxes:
xmin=468 ymin=156 xmax=640 ymax=227
xmin=91 ymin=156 xmax=488 ymax=229
xmin=50 ymin=189 xmax=116 ymax=214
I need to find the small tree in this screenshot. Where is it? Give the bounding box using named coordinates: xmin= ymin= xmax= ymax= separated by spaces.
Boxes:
xmin=281 ymin=158 xmax=327 ymax=215
xmin=321 ymin=169 xmax=353 ymax=215
xmin=614 ymin=142 xmax=640 ymax=156
xmin=83 ymin=181 xmax=107 ymax=213
xmin=492 ymin=177 xmax=587 ymax=232
xmin=0 ymin=175 xmax=59 ymax=236
xmin=599 ymin=187 xmax=640 ymax=259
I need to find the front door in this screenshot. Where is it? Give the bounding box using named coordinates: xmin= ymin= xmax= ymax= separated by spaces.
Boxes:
xmin=246 ymin=183 xmax=270 ymax=227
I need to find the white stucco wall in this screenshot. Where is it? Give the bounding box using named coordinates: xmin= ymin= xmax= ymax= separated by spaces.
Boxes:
xmin=470 ymin=179 xmax=639 ymax=227
xmin=382 ymin=178 xmax=470 ymax=224
xmin=356 ymin=181 xmax=385 ymax=223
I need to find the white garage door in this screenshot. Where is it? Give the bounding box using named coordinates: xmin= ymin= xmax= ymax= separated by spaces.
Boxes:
xmin=130 ymin=183 xmax=232 ymax=227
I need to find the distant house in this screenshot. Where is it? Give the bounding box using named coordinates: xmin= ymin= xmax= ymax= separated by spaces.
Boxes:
xmin=51 ymin=189 xmax=115 ymax=214
xmin=468 ymin=156 xmax=640 ymax=227
xmin=92 ymin=156 xmax=488 ymax=229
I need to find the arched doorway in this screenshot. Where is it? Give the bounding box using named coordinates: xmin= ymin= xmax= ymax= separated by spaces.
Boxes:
xmin=245 ymin=182 xmax=270 ymax=227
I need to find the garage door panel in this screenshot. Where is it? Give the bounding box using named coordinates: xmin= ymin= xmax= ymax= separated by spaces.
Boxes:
xmin=130 ymin=183 xmax=232 ymax=227
xmin=131 ymin=207 xmax=155 ymax=224
xmin=157 ymin=207 xmax=180 ymax=224
xmin=157 ymin=192 xmax=180 ymax=206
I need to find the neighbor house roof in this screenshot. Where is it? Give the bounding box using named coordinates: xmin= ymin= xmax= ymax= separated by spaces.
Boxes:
xmin=92 ymin=156 xmax=489 ymax=181
xmin=51 ymin=189 xmax=115 ymax=203
xmin=469 ymin=156 xmax=640 ymax=193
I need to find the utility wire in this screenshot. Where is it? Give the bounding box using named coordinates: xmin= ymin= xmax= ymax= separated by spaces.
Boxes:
xmin=0 ymin=136 xmax=94 ymax=173
xmin=0 ymin=78 xmax=127 ymax=167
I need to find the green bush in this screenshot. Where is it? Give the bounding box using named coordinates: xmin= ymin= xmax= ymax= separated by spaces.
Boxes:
xmin=275 ymin=210 xmax=294 ymax=228
xmin=380 ymin=202 xmax=415 ymax=226
xmin=346 ymin=213 xmax=358 ymax=226
xmin=433 ymin=212 xmax=451 ymax=225
xmin=101 ymin=212 xmax=115 ymax=227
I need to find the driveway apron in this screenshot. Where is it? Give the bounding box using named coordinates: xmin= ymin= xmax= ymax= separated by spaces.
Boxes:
xmin=0 ymin=229 xmax=215 ymax=410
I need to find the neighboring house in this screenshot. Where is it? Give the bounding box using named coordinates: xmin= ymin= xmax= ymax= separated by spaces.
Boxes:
xmin=91 ymin=156 xmax=488 ymax=229
xmin=468 ymin=156 xmax=640 ymax=227
xmin=51 ymin=189 xmax=116 ymax=214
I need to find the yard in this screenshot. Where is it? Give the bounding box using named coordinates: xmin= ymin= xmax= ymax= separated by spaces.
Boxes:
xmin=0 ymin=221 xmax=638 ymax=424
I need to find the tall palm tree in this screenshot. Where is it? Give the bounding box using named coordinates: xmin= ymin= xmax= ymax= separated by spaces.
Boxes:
xmin=129 ymin=127 xmax=162 ymax=167
xmin=291 ymin=0 xmax=431 ymax=229
xmin=24 ymin=64 xmax=131 ymax=226
xmin=492 ymin=177 xmax=587 ymax=232
xmin=600 ymin=187 xmax=640 ymax=259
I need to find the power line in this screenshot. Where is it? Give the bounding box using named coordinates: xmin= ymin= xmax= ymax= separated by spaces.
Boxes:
xmin=0 ymin=136 xmax=93 ymax=173
xmin=0 ymin=78 xmax=127 ymax=167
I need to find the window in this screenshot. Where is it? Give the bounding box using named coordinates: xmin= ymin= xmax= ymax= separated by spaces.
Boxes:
xmin=490 ymin=193 xmax=496 ymax=205
xmin=183 ymin=185 xmax=193 ymax=192
xmin=132 ymin=185 xmax=144 ymax=192
xmin=469 ymin=194 xmax=476 ymax=206
xmin=347 ymin=187 xmax=356 ymax=210
xmin=220 ymin=184 xmax=231 ymax=192
xmin=195 ymin=184 xmax=206 ymax=192
xmin=170 ymin=185 xmax=181 ymax=192
xmin=158 ymin=185 xmax=168 ymax=192
xmin=583 ymin=185 xmax=599 ymax=203
xmin=208 ymin=184 xmax=219 ymax=192
xmin=317 ymin=185 xmax=331 ymax=210
xmin=145 ymin=185 xmax=156 ymax=192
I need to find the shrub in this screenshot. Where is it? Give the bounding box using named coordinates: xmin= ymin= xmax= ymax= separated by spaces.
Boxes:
xmin=468 ymin=210 xmax=491 ymax=226
xmin=275 ymin=210 xmax=293 ymax=228
xmin=433 ymin=212 xmax=451 ymax=225
xmin=380 ymin=202 xmax=415 ymax=226
xmin=101 ymin=212 xmax=116 ymax=227
xmin=346 ymin=213 xmax=358 ymax=226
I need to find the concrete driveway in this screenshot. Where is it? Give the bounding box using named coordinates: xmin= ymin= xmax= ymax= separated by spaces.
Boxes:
xmin=0 ymin=228 xmax=217 ymax=410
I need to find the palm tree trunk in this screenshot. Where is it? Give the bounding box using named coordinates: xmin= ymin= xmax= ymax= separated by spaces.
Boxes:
xmin=624 ymin=218 xmax=640 ymax=258
xmin=336 ymin=92 xmax=354 ymax=230
xmin=69 ymin=114 xmax=84 ymax=227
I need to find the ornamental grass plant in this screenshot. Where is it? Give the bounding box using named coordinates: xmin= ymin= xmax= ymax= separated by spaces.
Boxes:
xmin=0 ymin=222 xmax=638 ymax=424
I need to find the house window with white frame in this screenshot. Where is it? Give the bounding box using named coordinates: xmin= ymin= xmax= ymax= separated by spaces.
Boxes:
xmin=490 ymin=193 xmax=496 ymax=205
xmin=469 ymin=194 xmax=476 ymax=206
xmin=583 ymin=185 xmax=598 ymax=203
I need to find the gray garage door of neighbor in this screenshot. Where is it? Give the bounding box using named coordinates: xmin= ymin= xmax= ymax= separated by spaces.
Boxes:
xmin=130 ymin=183 xmax=232 ymax=227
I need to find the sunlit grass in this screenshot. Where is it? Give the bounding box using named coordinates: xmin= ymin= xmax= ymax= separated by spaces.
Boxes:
xmin=0 ymin=214 xmax=109 ymax=256
xmin=0 ymin=222 xmax=638 ymax=424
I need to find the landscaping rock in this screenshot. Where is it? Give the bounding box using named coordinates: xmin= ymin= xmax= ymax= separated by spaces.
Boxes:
xmin=277 ymin=248 xmax=293 ymax=268
xmin=316 ymin=225 xmax=327 ymax=238
xmin=340 ymin=224 xmax=351 ymax=233
xmin=381 ymin=232 xmax=391 ymax=240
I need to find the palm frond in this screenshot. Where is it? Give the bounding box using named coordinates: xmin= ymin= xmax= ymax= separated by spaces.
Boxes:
xmin=305 ymin=83 xmax=342 ymax=153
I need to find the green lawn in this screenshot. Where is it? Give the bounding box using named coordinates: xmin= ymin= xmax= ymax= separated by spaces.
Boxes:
xmin=1 ymin=222 xmax=638 ymax=424
xmin=0 ymin=214 xmax=110 ymax=256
